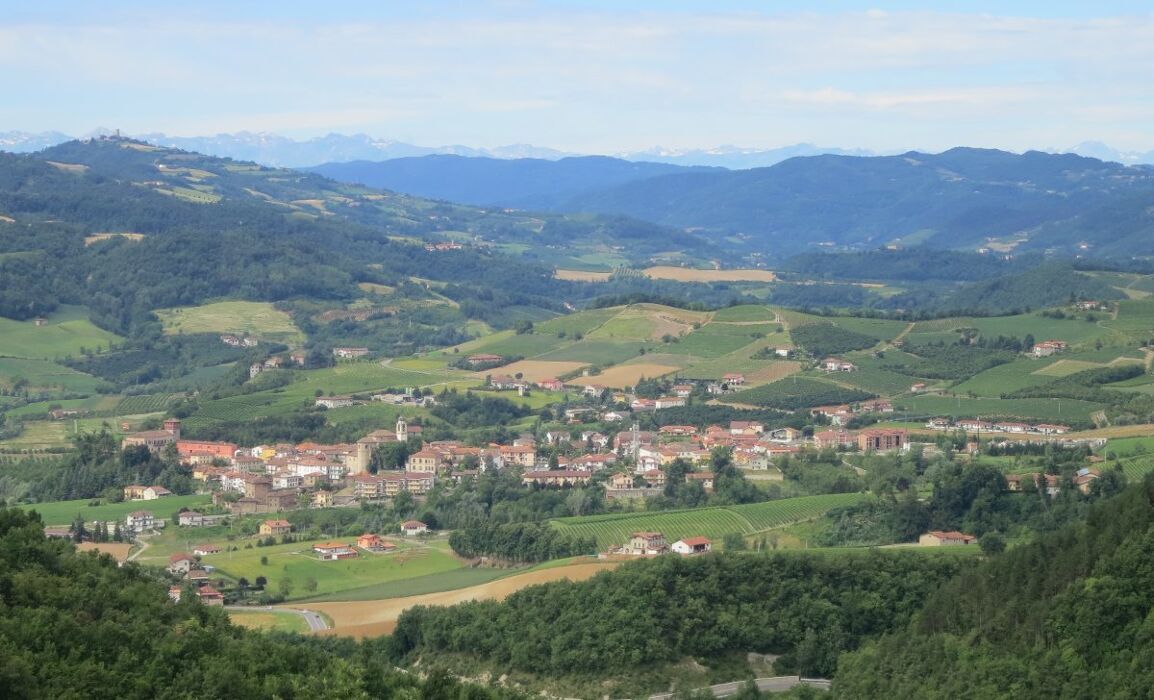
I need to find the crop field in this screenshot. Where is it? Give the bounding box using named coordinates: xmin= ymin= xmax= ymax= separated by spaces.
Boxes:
xmin=206 ymin=538 xmax=464 ymax=600
xmin=951 ymin=359 xmax=1069 ymax=396
xmin=464 ymin=332 xmax=568 ymax=358
xmin=228 ymin=610 xmax=310 ymax=633
xmin=695 ymin=322 xmax=781 ymax=337
xmin=670 ymin=332 xmax=761 ymax=358
xmin=895 ymin=395 xmax=1104 ymax=422
xmin=304 ymin=566 xmax=516 ymax=602
xmin=84 ymin=232 xmax=146 ymax=246
xmin=641 ymin=266 xmax=777 ymax=283
xmin=116 ymin=393 xmax=183 ymax=415
xmin=729 ymin=377 xmax=874 ymax=410
xmin=1102 ymin=300 xmax=1154 ymax=334
xmin=711 ymin=305 xmax=777 ymax=322
xmin=970 ymin=314 xmax=1108 ymax=345
xmin=0 ymin=357 xmax=107 ymax=394
xmin=534 ymin=308 xmax=619 ymax=337
xmin=829 ymin=317 xmax=910 ymax=341
xmin=586 ymin=363 xmax=681 ymax=388
xmin=550 ymin=493 xmax=866 ymax=550
xmin=1114 ymin=454 xmax=1154 ymax=481
xmin=21 ymin=494 xmax=211 ymax=526
xmin=0 ymin=305 xmax=122 ymax=359
xmin=154 ymin=301 xmax=304 ymax=343
xmin=486 ymin=360 xmax=588 ymax=382
xmin=553 ymin=269 xmax=613 ymax=282
xmin=834 ymin=366 xmax=926 ymax=395
xmin=537 ymin=340 xmax=649 ymax=365
xmin=776 ymin=309 xmax=826 ymax=329
xmin=3 ymin=395 xmax=120 ymax=419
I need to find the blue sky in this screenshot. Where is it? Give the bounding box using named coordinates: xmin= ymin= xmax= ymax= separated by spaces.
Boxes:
xmin=3 ymin=1 xmax=1152 ymax=153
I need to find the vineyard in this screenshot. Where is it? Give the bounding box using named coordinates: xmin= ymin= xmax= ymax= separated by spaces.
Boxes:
xmin=116 ymin=393 xmax=182 ymax=415
xmin=549 ymin=493 xmax=866 ymax=549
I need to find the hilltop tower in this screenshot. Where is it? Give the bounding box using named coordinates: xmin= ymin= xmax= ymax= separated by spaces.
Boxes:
xmin=163 ymin=419 xmax=182 ymax=440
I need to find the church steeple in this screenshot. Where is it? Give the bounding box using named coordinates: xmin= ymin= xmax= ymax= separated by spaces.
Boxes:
xmin=396 ymin=415 xmax=408 ymax=443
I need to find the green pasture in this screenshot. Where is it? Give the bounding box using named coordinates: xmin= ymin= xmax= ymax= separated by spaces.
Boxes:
xmin=535 ymin=308 xmax=619 ymax=337
xmin=550 ymin=493 xmax=867 ymax=550
xmin=668 ymin=332 xmax=760 ymax=358
xmin=695 ymin=322 xmax=781 ymax=337
xmin=969 ymin=314 xmax=1108 ymax=345
xmin=834 ymin=366 xmax=927 ymax=395
xmin=894 ymin=395 xmax=1103 ymax=422
xmin=951 ymin=358 xmax=1071 ymax=397
xmin=828 ymin=317 xmax=910 ymax=341
xmin=0 ymin=357 xmax=109 ymax=394
xmin=537 ymin=341 xmax=650 ymax=365
xmin=21 ymin=494 xmax=212 ymax=527
xmin=154 ymin=301 xmax=305 ymax=343
xmin=710 ymin=305 xmax=776 ymax=322
xmin=227 ymin=610 xmax=310 ymax=633
xmin=586 ymin=311 xmax=657 ymax=341
xmin=207 ymin=538 xmax=463 ymax=600
xmin=302 ymin=565 xmax=516 ymax=602
xmin=3 ymin=395 xmax=121 ymax=419
xmin=0 ymin=305 xmax=122 ymax=360
xmin=1101 ymin=300 xmax=1154 ymax=334
xmin=463 ymin=333 xmax=569 ymax=358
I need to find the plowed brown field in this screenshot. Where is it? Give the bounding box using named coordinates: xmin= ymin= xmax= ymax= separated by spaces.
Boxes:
xmin=303 ymin=562 xmax=618 ymax=639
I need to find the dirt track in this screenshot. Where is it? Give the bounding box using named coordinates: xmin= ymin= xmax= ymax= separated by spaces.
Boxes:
xmin=303 ymin=562 xmax=618 ymax=639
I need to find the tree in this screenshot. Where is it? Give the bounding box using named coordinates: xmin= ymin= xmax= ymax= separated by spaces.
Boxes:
xmin=304 ymin=577 xmax=318 ymax=593
xmin=254 ymin=575 xmax=268 ymax=589
xmin=723 ymin=532 xmax=747 ymax=551
xmin=979 ymin=532 xmax=1006 ymax=555
xmin=279 ymin=577 xmax=294 ymax=598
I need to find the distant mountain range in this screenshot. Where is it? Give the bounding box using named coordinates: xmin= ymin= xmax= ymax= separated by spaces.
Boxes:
xmin=311 ymin=147 xmax=1154 ymax=258
xmin=8 ymin=129 xmax=1151 ymax=169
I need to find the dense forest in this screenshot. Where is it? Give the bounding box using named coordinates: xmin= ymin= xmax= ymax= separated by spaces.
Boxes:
xmin=0 ymin=507 xmax=527 ymax=699
xmin=834 ymin=473 xmax=1154 ymax=698
xmin=388 ymin=551 xmax=967 ymax=679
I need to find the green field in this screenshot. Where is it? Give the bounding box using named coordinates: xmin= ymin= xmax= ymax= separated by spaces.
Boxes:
xmin=729 ymin=377 xmax=874 ymax=409
xmin=711 ymin=305 xmax=777 ymax=322
xmin=154 ymin=301 xmax=305 ymax=343
xmin=0 ymin=357 xmax=109 ymax=394
xmin=227 ymin=609 xmax=310 ymax=633
xmin=951 ymin=358 xmax=1072 ymax=396
xmin=1101 ymin=300 xmax=1154 ymax=334
xmin=666 ymin=331 xmax=761 ymax=358
xmin=0 ymin=305 xmax=122 ymax=360
xmin=894 ymin=395 xmax=1104 ymax=422
xmin=537 ymin=340 xmax=650 ymax=365
xmin=550 ymin=493 xmax=867 ymax=550
xmin=205 ymin=538 xmax=463 ymax=600
xmin=534 ymin=308 xmax=620 ymax=337
xmin=829 ymin=317 xmax=910 ymax=341
xmin=302 ymin=565 xmax=515 ymax=602
xmin=21 ymin=494 xmax=212 ymax=526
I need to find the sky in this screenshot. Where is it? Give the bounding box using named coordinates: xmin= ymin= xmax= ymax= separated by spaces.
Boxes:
xmin=3 ymin=1 xmax=1153 ymax=154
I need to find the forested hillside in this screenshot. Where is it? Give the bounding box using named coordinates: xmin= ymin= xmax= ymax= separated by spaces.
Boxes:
xmin=835 ymin=474 xmax=1154 ymax=698
xmin=556 ymin=148 xmax=1154 ymax=257
xmin=0 ymin=137 xmax=720 ymax=337
xmin=0 ymin=507 xmax=522 ymax=699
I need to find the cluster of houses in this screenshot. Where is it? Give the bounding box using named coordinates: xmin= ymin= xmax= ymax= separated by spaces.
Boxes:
xmin=1006 ymin=467 xmax=1101 ymax=496
xmin=615 ymin=531 xmax=713 ymax=557
xmin=925 ymin=417 xmax=1070 ymax=435
xmin=1031 ymin=339 xmax=1069 ymax=358
xmin=811 ymin=428 xmax=909 ymax=453
xmin=220 ymin=334 xmax=258 ymax=348
xmin=811 ymin=399 xmax=894 ymax=426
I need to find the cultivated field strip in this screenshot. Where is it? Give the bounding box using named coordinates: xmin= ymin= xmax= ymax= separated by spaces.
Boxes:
xmin=550 ymin=493 xmax=866 ymax=549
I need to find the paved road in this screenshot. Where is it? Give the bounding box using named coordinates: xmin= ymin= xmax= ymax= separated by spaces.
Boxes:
xmin=225 ymin=606 xmax=330 ymax=632
xmin=648 ymin=676 xmax=830 ymax=699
